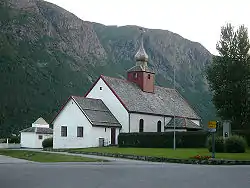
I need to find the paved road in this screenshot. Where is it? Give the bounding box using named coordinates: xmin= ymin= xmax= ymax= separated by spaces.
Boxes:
xmin=0 ymin=157 xmax=250 ymax=188
xmin=0 ymin=155 xmax=31 ymax=164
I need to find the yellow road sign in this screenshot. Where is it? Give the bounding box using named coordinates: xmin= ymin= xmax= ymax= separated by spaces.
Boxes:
xmin=208 ymin=121 xmax=217 ymax=129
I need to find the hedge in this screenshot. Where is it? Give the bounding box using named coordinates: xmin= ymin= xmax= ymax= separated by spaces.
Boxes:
xmin=225 ymin=135 xmax=247 ymax=153
xmin=118 ymin=131 xmax=208 ymax=148
xmin=232 ymin=130 xmax=250 ymax=146
xmin=207 ymin=136 xmax=225 ymax=152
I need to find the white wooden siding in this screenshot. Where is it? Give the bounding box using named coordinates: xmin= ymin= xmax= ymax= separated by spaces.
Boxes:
xmin=86 ymin=78 xmax=129 ymax=132
xmin=21 ymin=132 xmax=52 ymax=148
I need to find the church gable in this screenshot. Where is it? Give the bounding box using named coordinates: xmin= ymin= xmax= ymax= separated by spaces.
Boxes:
xmin=85 ymin=76 xmax=130 ymax=132
xmin=85 ymin=75 xmax=128 ymax=111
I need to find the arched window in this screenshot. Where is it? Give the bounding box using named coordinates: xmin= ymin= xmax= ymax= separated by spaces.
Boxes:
xmin=133 ymin=73 xmax=138 ymax=79
xmin=139 ymin=119 xmax=144 ymax=132
xmin=157 ymin=121 xmax=161 ymax=132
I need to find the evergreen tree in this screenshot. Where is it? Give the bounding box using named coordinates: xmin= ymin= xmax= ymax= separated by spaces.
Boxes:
xmin=207 ymin=24 xmax=250 ymax=130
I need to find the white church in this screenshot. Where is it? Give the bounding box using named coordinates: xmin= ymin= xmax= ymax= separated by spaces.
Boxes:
xmin=52 ymin=32 xmax=202 ymax=149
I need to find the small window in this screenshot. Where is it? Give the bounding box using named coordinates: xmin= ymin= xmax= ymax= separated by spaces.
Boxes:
xmin=148 ymin=74 xmax=151 ymax=79
xmin=77 ymin=127 xmax=84 ymax=137
xmin=133 ymin=73 xmax=138 ymax=79
xmin=139 ymin=119 xmax=144 ymax=132
xmin=157 ymin=121 xmax=162 ymax=132
xmin=100 ymin=87 xmax=102 ymax=90
xmin=105 ymin=128 xmax=107 ymax=132
xmin=61 ymin=126 xmax=67 ymax=137
xmin=38 ymin=135 xmax=43 ymax=140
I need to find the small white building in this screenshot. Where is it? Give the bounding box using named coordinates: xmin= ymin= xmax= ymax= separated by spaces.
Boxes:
xmin=20 ymin=117 xmax=53 ymax=148
xmin=52 ymin=97 xmax=121 ymax=149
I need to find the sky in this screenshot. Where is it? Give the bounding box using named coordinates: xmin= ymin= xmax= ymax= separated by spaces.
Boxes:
xmin=47 ymin=0 xmax=250 ymax=54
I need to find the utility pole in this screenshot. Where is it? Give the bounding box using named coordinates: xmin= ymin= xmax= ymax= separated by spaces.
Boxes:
xmin=173 ymin=64 xmax=176 ymax=150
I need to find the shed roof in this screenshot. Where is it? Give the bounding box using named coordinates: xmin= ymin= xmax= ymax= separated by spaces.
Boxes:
xmin=20 ymin=127 xmax=53 ymax=134
xmin=165 ymin=117 xmax=202 ymax=129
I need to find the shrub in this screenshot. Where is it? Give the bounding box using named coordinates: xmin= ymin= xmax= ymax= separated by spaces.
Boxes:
xmin=42 ymin=137 xmax=53 ymax=148
xmin=207 ymin=136 xmax=225 ymax=153
xmin=8 ymin=136 xmax=20 ymax=143
xmin=232 ymin=130 xmax=250 ymax=146
xmin=224 ymin=135 xmax=247 ymax=153
xmin=118 ymin=131 xmax=208 ymax=148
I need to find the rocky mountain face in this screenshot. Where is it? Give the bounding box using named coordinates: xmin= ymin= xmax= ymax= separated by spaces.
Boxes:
xmin=0 ymin=0 xmax=215 ymax=136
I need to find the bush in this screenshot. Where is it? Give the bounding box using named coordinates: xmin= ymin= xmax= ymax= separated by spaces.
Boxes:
xmin=8 ymin=136 xmax=20 ymax=143
xmin=118 ymin=131 xmax=208 ymax=148
xmin=207 ymin=136 xmax=225 ymax=153
xmin=225 ymin=135 xmax=247 ymax=153
xmin=42 ymin=137 xmax=53 ymax=148
xmin=232 ymin=130 xmax=250 ymax=146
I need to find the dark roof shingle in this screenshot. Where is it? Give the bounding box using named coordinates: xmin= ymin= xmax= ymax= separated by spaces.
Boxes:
xmin=72 ymin=97 xmax=121 ymax=127
xmin=166 ymin=117 xmax=202 ymax=129
xmin=102 ymin=76 xmax=200 ymax=119
xmin=20 ymin=127 xmax=53 ymax=134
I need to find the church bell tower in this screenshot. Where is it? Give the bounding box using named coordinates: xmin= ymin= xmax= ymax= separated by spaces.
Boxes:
xmin=127 ymin=28 xmax=155 ymax=93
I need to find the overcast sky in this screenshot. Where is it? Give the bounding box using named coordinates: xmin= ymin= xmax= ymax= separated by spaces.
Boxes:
xmin=47 ymin=0 xmax=250 ymax=54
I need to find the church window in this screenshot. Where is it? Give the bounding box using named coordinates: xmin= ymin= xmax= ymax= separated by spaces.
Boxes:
xmin=77 ymin=126 xmax=84 ymax=137
xmin=148 ymin=74 xmax=151 ymax=79
xmin=139 ymin=119 xmax=144 ymax=132
xmin=100 ymin=87 xmax=102 ymax=90
xmin=133 ymin=73 xmax=138 ymax=79
xmin=157 ymin=121 xmax=161 ymax=132
xmin=61 ymin=126 xmax=67 ymax=137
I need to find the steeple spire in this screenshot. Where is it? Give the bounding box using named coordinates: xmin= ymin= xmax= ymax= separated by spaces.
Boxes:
xmin=135 ymin=28 xmax=149 ymax=63
xmin=127 ymin=27 xmax=155 ymax=93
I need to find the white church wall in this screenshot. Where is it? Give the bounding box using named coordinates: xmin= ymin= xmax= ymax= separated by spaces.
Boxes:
xmin=86 ymin=78 xmax=129 ymax=133
xmin=130 ymin=113 xmax=164 ymax=132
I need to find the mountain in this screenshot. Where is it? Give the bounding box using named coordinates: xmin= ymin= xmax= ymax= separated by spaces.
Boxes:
xmin=0 ymin=0 xmax=215 ymax=137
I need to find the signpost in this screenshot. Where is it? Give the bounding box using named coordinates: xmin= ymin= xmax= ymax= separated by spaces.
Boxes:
xmin=208 ymin=121 xmax=217 ymax=158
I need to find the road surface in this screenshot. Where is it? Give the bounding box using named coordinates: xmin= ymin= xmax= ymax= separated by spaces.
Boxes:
xmin=0 ymin=155 xmax=250 ymax=188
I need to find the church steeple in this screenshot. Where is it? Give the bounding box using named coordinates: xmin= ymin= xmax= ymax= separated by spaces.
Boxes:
xmin=135 ymin=29 xmax=149 ymax=69
xmin=127 ymin=28 xmax=155 ymax=93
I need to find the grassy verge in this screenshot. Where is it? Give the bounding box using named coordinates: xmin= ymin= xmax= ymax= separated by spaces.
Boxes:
xmin=0 ymin=150 xmax=104 ymax=162
xmin=69 ymin=147 xmax=250 ymax=160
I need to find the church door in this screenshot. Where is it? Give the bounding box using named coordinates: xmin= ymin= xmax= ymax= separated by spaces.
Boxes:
xmin=111 ymin=128 xmax=116 ymax=145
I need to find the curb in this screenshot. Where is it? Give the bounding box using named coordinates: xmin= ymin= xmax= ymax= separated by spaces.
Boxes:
xmin=44 ymin=149 xmax=250 ymax=165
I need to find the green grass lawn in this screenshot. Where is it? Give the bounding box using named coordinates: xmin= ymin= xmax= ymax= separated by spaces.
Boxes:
xmin=0 ymin=150 xmax=104 ymax=162
xmin=70 ymin=147 xmax=250 ymax=160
